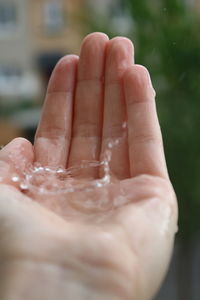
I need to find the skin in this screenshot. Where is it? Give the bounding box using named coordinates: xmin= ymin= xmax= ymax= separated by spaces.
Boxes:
xmin=0 ymin=33 xmax=178 ymax=300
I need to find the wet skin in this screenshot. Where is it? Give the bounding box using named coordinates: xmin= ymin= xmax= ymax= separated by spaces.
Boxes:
xmin=0 ymin=33 xmax=178 ymax=300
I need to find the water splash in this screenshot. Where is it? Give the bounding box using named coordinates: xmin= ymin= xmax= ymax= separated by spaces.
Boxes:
xmin=17 ymin=150 xmax=119 ymax=216
xmin=20 ymin=158 xmax=111 ymax=194
xmin=20 ymin=121 xmax=128 ymax=195
xmin=3 ymin=122 xmax=131 ymax=216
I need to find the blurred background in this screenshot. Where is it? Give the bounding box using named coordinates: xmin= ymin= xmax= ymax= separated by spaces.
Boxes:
xmin=0 ymin=0 xmax=200 ymax=299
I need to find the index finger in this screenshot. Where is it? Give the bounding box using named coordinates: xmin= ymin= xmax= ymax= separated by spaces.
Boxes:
xmin=34 ymin=55 xmax=78 ymax=167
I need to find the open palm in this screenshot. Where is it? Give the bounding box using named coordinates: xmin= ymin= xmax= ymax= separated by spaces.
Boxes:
xmin=0 ymin=33 xmax=177 ymax=300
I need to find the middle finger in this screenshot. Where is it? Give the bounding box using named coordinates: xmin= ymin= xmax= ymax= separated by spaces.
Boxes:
xmin=68 ymin=33 xmax=109 ymax=178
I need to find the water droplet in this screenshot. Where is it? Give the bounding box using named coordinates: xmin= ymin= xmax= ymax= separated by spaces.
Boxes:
xmin=122 ymin=121 xmax=127 ymax=129
xmin=11 ymin=176 xmax=20 ymax=182
xmin=96 ymin=182 xmax=103 ymax=188
xmin=44 ymin=167 xmax=51 ymax=172
xmin=56 ymin=168 xmax=65 ymax=174
xmin=20 ymin=182 xmax=28 ymax=190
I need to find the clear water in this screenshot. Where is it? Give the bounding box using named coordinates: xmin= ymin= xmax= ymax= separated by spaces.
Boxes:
xmin=19 ymin=156 xmax=112 ymax=194
xmin=8 ymin=125 xmax=131 ymax=217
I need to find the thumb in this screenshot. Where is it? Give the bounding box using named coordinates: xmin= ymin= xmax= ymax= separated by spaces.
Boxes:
xmin=0 ymin=138 xmax=34 ymax=187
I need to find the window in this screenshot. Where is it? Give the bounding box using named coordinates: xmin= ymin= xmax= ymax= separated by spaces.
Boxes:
xmin=0 ymin=65 xmax=40 ymax=98
xmin=43 ymin=1 xmax=64 ymax=34
xmin=0 ymin=2 xmax=17 ymax=32
xmin=0 ymin=65 xmax=22 ymax=96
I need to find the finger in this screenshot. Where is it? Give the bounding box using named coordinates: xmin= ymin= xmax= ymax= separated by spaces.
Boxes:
xmin=0 ymin=138 xmax=34 ymax=187
xmin=101 ymin=37 xmax=134 ymax=179
xmin=123 ymin=65 xmax=168 ymax=178
xmin=68 ymin=32 xmax=109 ymax=177
xmin=34 ymin=55 xmax=79 ymax=167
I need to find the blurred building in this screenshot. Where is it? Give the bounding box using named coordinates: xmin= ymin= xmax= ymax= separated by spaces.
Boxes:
xmin=0 ymin=0 xmax=84 ymax=103
xmin=1 ymin=0 xmax=199 ymax=104
xmin=30 ymin=0 xmax=85 ymax=87
xmin=0 ymin=0 xmax=34 ymax=101
xmin=0 ymin=0 xmax=85 ymax=144
xmin=0 ymin=0 xmax=200 ymax=144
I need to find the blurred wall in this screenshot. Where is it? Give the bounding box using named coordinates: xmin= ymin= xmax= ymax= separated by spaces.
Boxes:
xmin=0 ymin=0 xmax=86 ymax=144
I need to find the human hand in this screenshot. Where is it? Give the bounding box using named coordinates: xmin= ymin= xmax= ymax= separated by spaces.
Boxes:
xmin=0 ymin=33 xmax=178 ymax=300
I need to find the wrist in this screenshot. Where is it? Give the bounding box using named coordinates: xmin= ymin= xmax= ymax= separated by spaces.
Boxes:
xmin=0 ymin=253 xmax=141 ymax=300
xmin=0 ymin=259 xmax=92 ymax=300
xmin=0 ymin=258 xmax=134 ymax=300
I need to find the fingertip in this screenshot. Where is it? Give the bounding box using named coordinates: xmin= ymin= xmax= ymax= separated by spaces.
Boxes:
xmin=105 ymin=37 xmax=134 ymax=82
xmin=55 ymin=55 xmax=79 ymax=71
xmin=109 ymin=36 xmax=134 ymax=53
xmin=78 ymin=32 xmax=109 ymax=80
xmin=2 ymin=137 xmax=32 ymax=151
xmin=0 ymin=138 xmax=34 ymax=179
xmin=124 ymin=65 xmax=156 ymax=103
xmin=1 ymin=138 xmax=34 ymax=162
xmin=50 ymin=55 xmax=79 ymax=79
xmin=107 ymin=37 xmax=134 ymax=66
xmin=82 ymin=32 xmax=109 ymax=46
xmin=47 ymin=55 xmax=79 ymax=93
xmin=124 ymin=65 xmax=152 ymax=86
xmin=80 ymin=32 xmax=109 ymax=57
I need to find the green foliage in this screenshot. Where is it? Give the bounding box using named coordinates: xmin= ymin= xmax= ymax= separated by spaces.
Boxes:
xmin=86 ymin=0 xmax=200 ymax=238
xmin=126 ymin=0 xmax=200 ymax=238
xmin=0 ymin=99 xmax=38 ymax=118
